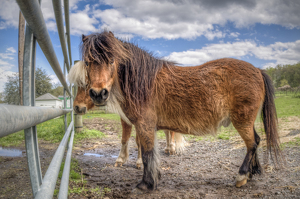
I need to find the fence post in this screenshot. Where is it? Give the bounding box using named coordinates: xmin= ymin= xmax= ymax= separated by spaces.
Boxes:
xmin=73 ymin=60 xmax=83 ymax=132
xmin=23 ymin=23 xmax=42 ymax=196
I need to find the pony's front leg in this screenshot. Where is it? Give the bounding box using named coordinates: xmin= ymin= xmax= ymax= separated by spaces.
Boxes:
xmin=135 ymin=123 xmax=161 ymax=191
xmin=115 ymin=119 xmax=132 ymax=167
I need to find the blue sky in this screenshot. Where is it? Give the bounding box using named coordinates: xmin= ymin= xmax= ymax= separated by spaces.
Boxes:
xmin=0 ymin=0 xmax=300 ymax=92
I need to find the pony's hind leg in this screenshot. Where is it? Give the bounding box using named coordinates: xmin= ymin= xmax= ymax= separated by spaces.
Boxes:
xmin=249 ymin=129 xmax=262 ymax=176
xmin=164 ymin=131 xmax=176 ymax=155
xmin=115 ymin=119 xmax=132 ymax=167
xmin=234 ymin=125 xmax=262 ymax=188
xmin=164 ymin=130 xmax=171 ymax=154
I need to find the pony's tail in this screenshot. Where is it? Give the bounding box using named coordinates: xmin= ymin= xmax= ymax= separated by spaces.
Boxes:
xmin=261 ymin=70 xmax=283 ymax=167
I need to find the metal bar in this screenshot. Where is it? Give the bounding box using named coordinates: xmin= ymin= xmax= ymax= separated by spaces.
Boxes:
xmin=70 ymin=85 xmax=73 ymax=122
xmin=23 ymin=23 xmax=42 ymax=196
xmin=57 ymin=129 xmax=74 ymax=199
xmin=52 ymin=0 xmax=70 ymax=71
xmin=64 ymin=63 xmax=67 ymax=132
xmin=35 ymin=121 xmax=74 ymax=199
xmin=16 ymin=0 xmax=71 ymax=96
xmin=64 ymin=0 xmax=72 ymax=67
xmin=0 ymin=105 xmax=72 ymax=138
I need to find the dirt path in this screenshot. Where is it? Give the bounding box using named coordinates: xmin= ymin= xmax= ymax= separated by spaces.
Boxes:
xmin=0 ymin=117 xmax=299 ymax=199
xmin=74 ymin=118 xmax=300 ymax=199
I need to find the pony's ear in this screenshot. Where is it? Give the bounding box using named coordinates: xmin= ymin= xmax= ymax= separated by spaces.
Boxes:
xmin=109 ymin=31 xmax=114 ymax=37
xmin=82 ymin=34 xmax=86 ymax=41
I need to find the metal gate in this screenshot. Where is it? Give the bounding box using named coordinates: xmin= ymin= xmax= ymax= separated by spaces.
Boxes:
xmin=0 ymin=0 xmax=74 ymax=198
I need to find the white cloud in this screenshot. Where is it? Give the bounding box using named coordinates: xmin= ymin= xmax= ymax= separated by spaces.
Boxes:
xmin=0 ymin=47 xmax=17 ymax=92
xmin=93 ymin=0 xmax=300 ymax=39
xmin=49 ymin=74 xmax=61 ymax=85
xmin=1 ymin=0 xmax=299 ymax=40
xmin=0 ymin=0 xmax=19 ymax=29
xmin=167 ymin=40 xmax=300 ymax=67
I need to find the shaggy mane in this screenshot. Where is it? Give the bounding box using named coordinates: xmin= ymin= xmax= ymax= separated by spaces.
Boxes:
xmin=81 ymin=30 xmax=175 ymax=115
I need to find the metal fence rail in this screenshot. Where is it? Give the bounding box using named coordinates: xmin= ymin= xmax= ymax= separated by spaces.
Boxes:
xmin=0 ymin=0 xmax=75 ymax=198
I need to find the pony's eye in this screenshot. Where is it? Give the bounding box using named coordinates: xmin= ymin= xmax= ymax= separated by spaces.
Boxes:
xmin=85 ymin=61 xmax=89 ymax=66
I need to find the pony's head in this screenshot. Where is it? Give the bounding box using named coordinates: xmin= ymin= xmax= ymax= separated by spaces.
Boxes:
xmin=68 ymin=61 xmax=94 ymax=114
xmin=81 ymin=31 xmax=130 ymax=106
xmin=73 ymin=85 xmax=94 ymax=115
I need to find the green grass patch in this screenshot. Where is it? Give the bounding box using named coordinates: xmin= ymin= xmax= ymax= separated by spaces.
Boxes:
xmin=83 ymin=113 xmax=120 ymax=121
xmin=281 ymin=137 xmax=300 ymax=149
xmin=274 ymin=94 xmax=300 ymax=118
xmin=54 ymin=158 xmax=82 ymax=198
xmin=74 ymin=128 xmax=106 ymax=144
xmin=0 ymin=113 xmax=72 ymax=147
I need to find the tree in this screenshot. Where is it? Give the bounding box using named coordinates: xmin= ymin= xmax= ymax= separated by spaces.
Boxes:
xmin=3 ymin=67 xmax=53 ymax=104
xmin=50 ymin=83 xmax=64 ymax=97
xmin=35 ymin=67 xmax=52 ymax=97
xmin=0 ymin=92 xmax=5 ymax=103
xmin=280 ymin=79 xmax=289 ymax=87
xmin=3 ymin=74 xmax=20 ymax=105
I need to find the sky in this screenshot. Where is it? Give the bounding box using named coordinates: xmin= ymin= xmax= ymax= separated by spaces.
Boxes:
xmin=0 ymin=0 xmax=300 ymax=92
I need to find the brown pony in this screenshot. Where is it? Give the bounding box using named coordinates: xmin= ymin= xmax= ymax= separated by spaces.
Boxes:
xmin=70 ymin=67 xmax=186 ymax=169
xmin=69 ymin=30 xmax=282 ymax=191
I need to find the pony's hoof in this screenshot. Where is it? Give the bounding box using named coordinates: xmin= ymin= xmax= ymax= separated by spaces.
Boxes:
xmin=235 ymin=174 xmax=248 ymax=188
xmin=132 ymin=188 xmax=144 ymax=195
xmin=114 ymin=162 xmax=123 ymax=167
xmin=136 ymin=181 xmax=149 ymax=191
xmin=164 ymin=148 xmax=170 ymax=154
xmin=236 ymin=178 xmax=247 ymax=187
xmin=169 ymin=150 xmax=175 ymax=155
xmin=136 ymin=163 xmax=142 ymax=170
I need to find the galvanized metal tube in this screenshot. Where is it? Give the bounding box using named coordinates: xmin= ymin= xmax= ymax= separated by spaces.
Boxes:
xmin=64 ymin=0 xmax=72 ymax=66
xmin=16 ymin=0 xmax=71 ymax=96
xmin=35 ymin=121 xmax=74 ymax=199
xmin=64 ymin=63 xmax=67 ymax=132
xmin=52 ymin=0 xmax=70 ymax=71
xmin=57 ymin=129 xmax=74 ymax=199
xmin=0 ymin=105 xmax=72 ymax=138
xmin=23 ymin=22 xmax=42 ymax=196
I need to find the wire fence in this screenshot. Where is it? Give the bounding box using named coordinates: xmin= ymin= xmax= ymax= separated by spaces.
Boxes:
xmin=0 ymin=0 xmax=74 ymax=198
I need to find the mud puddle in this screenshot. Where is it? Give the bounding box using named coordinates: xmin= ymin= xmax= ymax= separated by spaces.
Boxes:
xmin=0 ymin=147 xmax=23 ymax=157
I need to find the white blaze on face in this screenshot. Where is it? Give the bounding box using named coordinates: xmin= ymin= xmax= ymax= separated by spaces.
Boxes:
xmin=68 ymin=61 xmax=87 ymax=88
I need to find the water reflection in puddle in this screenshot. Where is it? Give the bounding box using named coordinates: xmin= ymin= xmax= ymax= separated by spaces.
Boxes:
xmin=0 ymin=147 xmax=23 ymax=157
xmin=84 ymin=153 xmax=118 ymax=158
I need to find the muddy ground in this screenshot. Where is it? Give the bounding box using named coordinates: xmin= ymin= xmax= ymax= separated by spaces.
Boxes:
xmin=0 ymin=117 xmax=300 ymax=199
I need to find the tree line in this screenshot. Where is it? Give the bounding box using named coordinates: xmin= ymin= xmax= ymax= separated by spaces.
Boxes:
xmin=0 ymin=67 xmax=65 ymax=104
xmin=265 ymin=62 xmax=300 ymax=88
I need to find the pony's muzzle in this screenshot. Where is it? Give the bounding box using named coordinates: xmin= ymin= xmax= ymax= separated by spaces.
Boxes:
xmin=74 ymin=105 xmax=87 ymax=115
xmin=89 ymin=88 xmax=109 ymax=106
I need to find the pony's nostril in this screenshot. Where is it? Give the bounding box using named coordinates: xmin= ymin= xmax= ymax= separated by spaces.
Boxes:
xmin=74 ymin=106 xmax=79 ymax=112
xmin=89 ymin=89 xmax=97 ymax=99
xmin=101 ymin=89 xmax=109 ymax=100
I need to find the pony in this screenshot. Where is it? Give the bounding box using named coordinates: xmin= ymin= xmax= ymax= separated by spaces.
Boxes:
xmin=69 ymin=30 xmax=282 ymax=191
xmin=69 ymin=63 xmax=186 ymax=169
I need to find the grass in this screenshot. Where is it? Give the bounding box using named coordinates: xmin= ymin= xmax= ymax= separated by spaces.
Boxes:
xmin=274 ymin=93 xmax=300 ymax=118
xmin=53 ymin=157 xmax=111 ymax=198
xmin=0 ymin=113 xmax=72 ymax=147
xmin=74 ymin=128 xmax=106 ymax=144
xmin=83 ymin=112 xmax=120 ymax=121
xmin=280 ymin=137 xmax=300 ymax=149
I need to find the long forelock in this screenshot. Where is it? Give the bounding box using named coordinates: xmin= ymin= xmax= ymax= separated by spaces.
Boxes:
xmin=68 ymin=61 xmax=87 ymax=88
xmin=81 ymin=31 xmax=130 ymax=65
